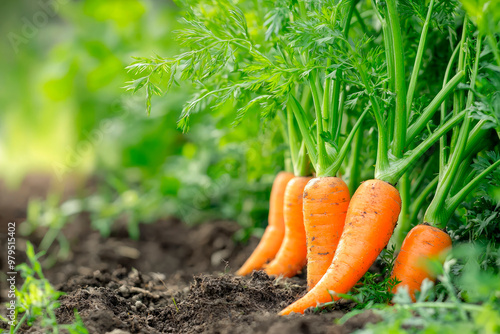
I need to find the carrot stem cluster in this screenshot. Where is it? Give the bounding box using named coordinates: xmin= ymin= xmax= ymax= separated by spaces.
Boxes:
xmin=129 ymin=0 xmax=500 ymax=316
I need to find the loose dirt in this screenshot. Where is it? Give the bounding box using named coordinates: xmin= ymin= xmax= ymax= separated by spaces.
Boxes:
xmin=0 ymin=177 xmax=380 ymax=333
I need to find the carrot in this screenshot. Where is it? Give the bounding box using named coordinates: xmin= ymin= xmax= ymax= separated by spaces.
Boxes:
xmin=264 ymin=176 xmax=313 ymax=278
xmin=303 ymin=177 xmax=350 ymax=290
xmin=236 ymin=171 xmax=295 ymax=276
xmin=279 ymin=179 xmax=401 ymax=315
xmin=390 ymin=224 xmax=452 ymax=300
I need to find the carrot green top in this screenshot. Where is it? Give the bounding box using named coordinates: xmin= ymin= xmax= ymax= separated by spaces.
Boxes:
xmin=126 ymin=0 xmax=498 ymax=191
xmin=423 ymin=30 xmax=500 ymax=228
xmin=286 ymin=0 xmax=370 ymax=178
xmin=363 ymin=0 xmax=468 ymax=185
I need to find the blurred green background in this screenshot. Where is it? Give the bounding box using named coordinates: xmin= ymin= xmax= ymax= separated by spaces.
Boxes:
xmin=0 ymin=0 xmax=285 ymax=245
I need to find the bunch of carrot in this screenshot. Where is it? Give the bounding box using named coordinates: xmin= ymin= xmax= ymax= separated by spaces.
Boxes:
xmin=129 ymin=0 xmax=500 ymax=316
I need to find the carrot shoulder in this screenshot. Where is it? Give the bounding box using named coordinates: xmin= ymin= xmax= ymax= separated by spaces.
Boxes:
xmin=280 ymin=179 xmax=401 ymax=315
xmin=303 ymin=177 xmax=350 ymax=290
xmin=390 ymin=224 xmax=452 ymax=300
xmin=264 ymin=176 xmax=313 ymax=278
xmin=236 ymin=172 xmax=295 ymax=276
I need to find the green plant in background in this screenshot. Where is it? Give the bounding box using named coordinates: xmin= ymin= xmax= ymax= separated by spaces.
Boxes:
xmin=22 ymin=103 xmax=285 ymax=251
xmin=2 ymin=0 xmax=284 ymax=253
xmin=0 ymin=0 xmax=184 ymax=185
xmin=0 ymin=242 xmax=88 ymax=334
xmin=23 ymin=195 xmax=82 ymax=265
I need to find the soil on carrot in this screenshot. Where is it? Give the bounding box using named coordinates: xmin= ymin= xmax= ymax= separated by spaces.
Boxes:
xmin=0 ymin=178 xmax=381 ymax=333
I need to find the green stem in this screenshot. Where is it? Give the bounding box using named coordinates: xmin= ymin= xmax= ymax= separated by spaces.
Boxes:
xmin=315 ymin=69 xmax=324 ymax=108
xmin=289 ymin=95 xmax=318 ymax=169
xmin=356 ymin=59 xmax=389 ymax=175
xmin=332 ymin=0 xmax=355 ymax=143
xmin=286 ymin=104 xmax=301 ymax=175
xmin=329 ymin=1 xmax=355 ymax=139
xmin=277 ymin=109 xmax=289 ymax=146
xmin=347 ymin=117 xmax=365 ymax=194
xmin=380 ymin=7 xmax=395 ymax=143
xmin=448 ymin=129 xmax=492 ymax=197
xmin=325 ymin=107 xmax=371 ymax=176
xmin=487 ymin=33 xmax=500 ymax=67
xmin=466 ymin=34 xmax=482 ymax=109
xmin=383 ymin=18 xmax=396 ymax=142
xmin=409 ymin=175 xmax=439 ymax=226
xmin=445 ymin=159 xmax=500 ymax=225
xmin=330 ymin=70 xmax=342 ymax=137
xmin=406 ymin=0 xmax=435 ymax=116
xmin=410 ymin=154 xmax=437 ymax=195
xmin=371 ymin=0 xmax=384 ymax=23
xmin=462 ymin=168 xmax=477 ymax=189
xmin=323 ymin=59 xmax=333 ymax=130
xmin=353 ymin=6 xmax=368 ymax=35
xmin=336 ymin=88 xmax=346 ymax=142
xmin=440 ymin=44 xmax=461 ymax=176
xmin=386 ymin=0 xmax=407 ymax=158
xmin=382 ymin=11 xmax=395 ymax=94
xmin=446 ymin=35 xmax=486 ymax=194
xmin=450 ymin=17 xmax=468 ymax=150
xmin=277 ymin=109 xmax=293 ymax=173
xmin=426 ymin=109 xmax=472 ymax=222
xmin=465 ymin=120 xmax=489 ymax=157
xmin=14 ymin=313 xmax=28 ymax=333
xmin=298 ymin=0 xmax=307 ymax=19
xmin=377 ymin=111 xmax=465 ymax=184
xmin=394 ymin=173 xmax=411 ymax=248
xmin=406 ymin=71 xmax=466 ymax=144
xmin=449 ymin=150 xmax=476 ymax=196
xmin=426 ymin=32 xmax=482 ymax=224
xmin=343 ymin=0 xmax=356 ymax=37
xmin=301 ymin=85 xmax=312 ymax=110
xmin=296 ymin=141 xmax=309 ymax=176
xmin=309 ymin=71 xmax=330 ymax=176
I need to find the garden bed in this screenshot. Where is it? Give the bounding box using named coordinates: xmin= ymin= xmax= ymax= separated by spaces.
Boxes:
xmin=2 ymin=217 xmax=379 ymax=333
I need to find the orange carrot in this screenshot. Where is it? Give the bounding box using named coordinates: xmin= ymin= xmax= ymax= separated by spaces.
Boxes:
xmin=279 ymin=179 xmax=401 ymax=315
xmin=236 ymin=171 xmax=295 ymax=276
xmin=264 ymin=176 xmax=313 ymax=278
xmin=303 ymin=177 xmax=350 ymax=290
xmin=390 ymin=224 xmax=452 ymax=300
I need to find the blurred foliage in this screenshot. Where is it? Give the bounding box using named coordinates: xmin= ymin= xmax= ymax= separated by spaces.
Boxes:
xmin=1 ymin=0 xmax=285 ymax=247
xmin=0 ymin=0 xmax=167 ymax=183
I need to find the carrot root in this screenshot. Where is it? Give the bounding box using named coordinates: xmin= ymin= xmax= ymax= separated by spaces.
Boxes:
xmin=280 ymin=179 xmax=401 ymax=315
xmin=264 ymin=176 xmax=313 ymax=278
xmin=303 ymin=177 xmax=350 ymax=290
xmin=390 ymin=224 xmax=452 ymax=300
xmin=236 ymin=171 xmax=295 ymax=276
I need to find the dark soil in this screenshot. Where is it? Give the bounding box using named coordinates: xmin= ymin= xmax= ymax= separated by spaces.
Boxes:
xmin=0 ymin=177 xmax=381 ymax=334
xmin=50 ymin=268 xmax=379 ymax=334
